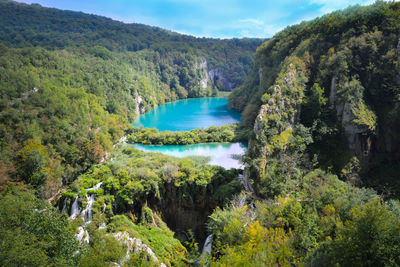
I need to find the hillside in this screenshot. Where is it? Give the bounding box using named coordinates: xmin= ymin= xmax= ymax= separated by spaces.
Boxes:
xmin=0 ymin=0 xmax=261 ymax=194
xmin=229 ymin=1 xmax=400 ymax=195
xmin=209 ymin=1 xmax=400 ymax=265
xmin=0 ymin=0 xmax=262 ymax=90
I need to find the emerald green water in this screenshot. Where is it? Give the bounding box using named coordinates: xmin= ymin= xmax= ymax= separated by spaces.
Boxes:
xmin=133 ymin=97 xmax=241 ymax=131
xmin=132 ymin=97 xmax=246 ymax=169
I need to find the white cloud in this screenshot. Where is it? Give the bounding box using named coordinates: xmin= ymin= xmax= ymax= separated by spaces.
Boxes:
xmin=239 ymin=18 xmax=264 ymax=26
xmin=310 ymin=0 xmax=375 ymax=13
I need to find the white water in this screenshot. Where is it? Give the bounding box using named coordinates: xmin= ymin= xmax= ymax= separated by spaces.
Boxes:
xmin=69 ymin=182 xmax=103 ymax=244
xmin=69 ymin=197 xmax=80 ymax=220
xmin=81 ymin=194 xmax=95 ymax=223
xmin=84 ymin=182 xmax=102 ymax=223
xmin=86 ymin=182 xmax=103 ymax=191
xmin=76 ymin=226 xmax=90 ymax=243
xmin=61 ymin=198 xmax=67 ymax=213
xmin=201 ymin=234 xmax=213 ymax=256
xmin=77 ymin=182 xmax=103 ymax=223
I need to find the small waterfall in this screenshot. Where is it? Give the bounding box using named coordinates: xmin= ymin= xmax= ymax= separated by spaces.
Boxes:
xmin=198 ymin=234 xmax=213 ymax=266
xmin=81 ymin=194 xmax=95 ymax=223
xmin=69 ymin=197 xmax=80 ymax=220
xmin=201 ymin=234 xmax=213 ymax=256
xmin=71 ymin=182 xmax=102 ymax=244
xmin=86 ymin=182 xmax=103 ymax=191
xmin=82 ymin=182 xmax=103 ymax=223
xmin=61 ymin=198 xmax=67 ymax=213
xmin=76 ymin=226 xmax=90 ymax=243
xmin=76 ymin=226 xmax=85 ymax=241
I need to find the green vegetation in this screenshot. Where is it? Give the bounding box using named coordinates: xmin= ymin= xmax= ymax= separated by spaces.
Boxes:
xmin=229 ymin=0 xmax=400 ymax=194
xmin=206 ymin=169 xmax=400 ymax=266
xmin=201 ymin=1 xmax=400 ymax=266
xmin=60 ymin=144 xmax=241 ymax=265
xmin=67 ymin=144 xmax=241 ymax=216
xmin=0 ymin=185 xmax=82 ymax=266
xmin=1 ymin=0 xmax=400 ymax=266
xmin=127 ymin=124 xmax=247 ymax=145
xmin=0 ymin=0 xmax=260 ymax=197
xmin=0 ymin=0 xmax=262 ymax=91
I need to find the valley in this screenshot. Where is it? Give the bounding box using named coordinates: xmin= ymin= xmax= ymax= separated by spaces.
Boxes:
xmin=1 ymin=0 xmax=400 ymax=266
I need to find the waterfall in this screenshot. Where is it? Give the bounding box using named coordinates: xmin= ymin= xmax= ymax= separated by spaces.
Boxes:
xmin=76 ymin=226 xmax=90 ymax=243
xmin=69 ymin=197 xmax=80 ymax=220
xmin=201 ymin=234 xmax=213 ymax=256
xmin=76 ymin=226 xmax=85 ymax=241
xmin=86 ymin=182 xmax=103 ymax=191
xmin=198 ymin=234 xmax=214 ymax=267
xmin=81 ymin=182 xmax=103 ymax=223
xmin=71 ymin=182 xmax=103 ymax=244
xmin=81 ymin=194 xmax=95 ymax=223
xmin=61 ymin=198 xmax=67 ymax=213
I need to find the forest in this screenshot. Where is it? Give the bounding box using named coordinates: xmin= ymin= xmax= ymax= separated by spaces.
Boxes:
xmin=1 ymin=0 xmax=400 ymax=266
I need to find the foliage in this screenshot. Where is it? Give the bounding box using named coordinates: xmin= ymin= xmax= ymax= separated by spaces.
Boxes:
xmin=320 ymin=199 xmax=400 ymax=266
xmin=107 ymin=214 xmax=186 ymax=266
xmin=230 ymin=0 xmax=400 ymax=193
xmin=127 ymin=124 xmax=243 ymax=145
xmin=0 ymin=185 xmax=81 ymax=266
xmin=211 ymin=221 xmax=301 ymax=266
xmin=206 ymin=169 xmax=400 ymax=266
xmin=351 ymin=100 xmax=377 ymax=131
xmin=64 ymin=144 xmax=241 ymax=265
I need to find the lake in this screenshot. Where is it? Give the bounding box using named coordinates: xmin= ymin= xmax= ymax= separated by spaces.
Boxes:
xmin=133 ymin=97 xmax=241 ymax=131
xmin=134 ymin=143 xmax=246 ymax=169
xmin=132 ymin=97 xmax=246 ymax=169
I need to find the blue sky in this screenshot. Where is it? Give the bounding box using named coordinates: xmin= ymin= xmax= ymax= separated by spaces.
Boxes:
xmin=16 ymin=0 xmax=376 ymax=38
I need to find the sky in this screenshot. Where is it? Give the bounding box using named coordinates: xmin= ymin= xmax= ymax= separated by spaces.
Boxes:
xmin=16 ymin=0 xmax=377 ymax=38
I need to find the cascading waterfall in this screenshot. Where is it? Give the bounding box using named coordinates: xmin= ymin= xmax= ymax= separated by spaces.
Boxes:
xmin=76 ymin=226 xmax=90 ymax=243
xmin=81 ymin=182 xmax=102 ymax=223
xmin=69 ymin=197 xmax=80 ymax=220
xmin=61 ymin=197 xmax=67 ymax=213
xmin=81 ymin=194 xmax=95 ymax=223
xmin=69 ymin=182 xmax=103 ymax=243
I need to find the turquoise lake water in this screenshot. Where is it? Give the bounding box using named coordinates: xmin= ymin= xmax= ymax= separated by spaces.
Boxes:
xmin=133 ymin=97 xmax=241 ymax=131
xmin=134 ymin=143 xmax=246 ymax=169
xmin=132 ymin=97 xmax=246 ymax=169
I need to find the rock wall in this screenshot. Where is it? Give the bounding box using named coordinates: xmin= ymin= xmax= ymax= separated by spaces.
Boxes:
xmin=199 ymin=60 xmax=232 ymax=92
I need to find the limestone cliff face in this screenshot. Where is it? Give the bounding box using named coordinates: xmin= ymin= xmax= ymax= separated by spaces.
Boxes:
xmin=329 ymin=76 xmax=374 ymax=168
xmin=134 ymin=92 xmax=146 ymax=115
xmin=245 ymin=58 xmax=307 ymax=187
xmin=199 ymin=60 xmax=232 ymax=92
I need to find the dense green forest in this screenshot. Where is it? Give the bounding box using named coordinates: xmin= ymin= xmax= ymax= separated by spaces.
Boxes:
xmin=2 ymin=0 xmax=400 ymax=266
xmin=216 ymin=1 xmax=400 ymax=265
xmin=0 ymin=0 xmax=260 ymax=193
xmin=229 ymin=0 xmax=400 ymax=195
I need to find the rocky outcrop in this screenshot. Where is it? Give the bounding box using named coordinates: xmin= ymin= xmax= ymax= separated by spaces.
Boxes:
xmin=157 ymin=183 xmax=218 ymax=242
xmin=329 ymin=76 xmax=337 ymax=109
xmin=338 ymin=101 xmax=373 ymax=167
xmin=199 ymin=60 xmax=232 ymax=91
xmin=114 ymin=232 xmax=166 ymax=267
xmin=134 ymin=92 xmax=146 ymax=115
